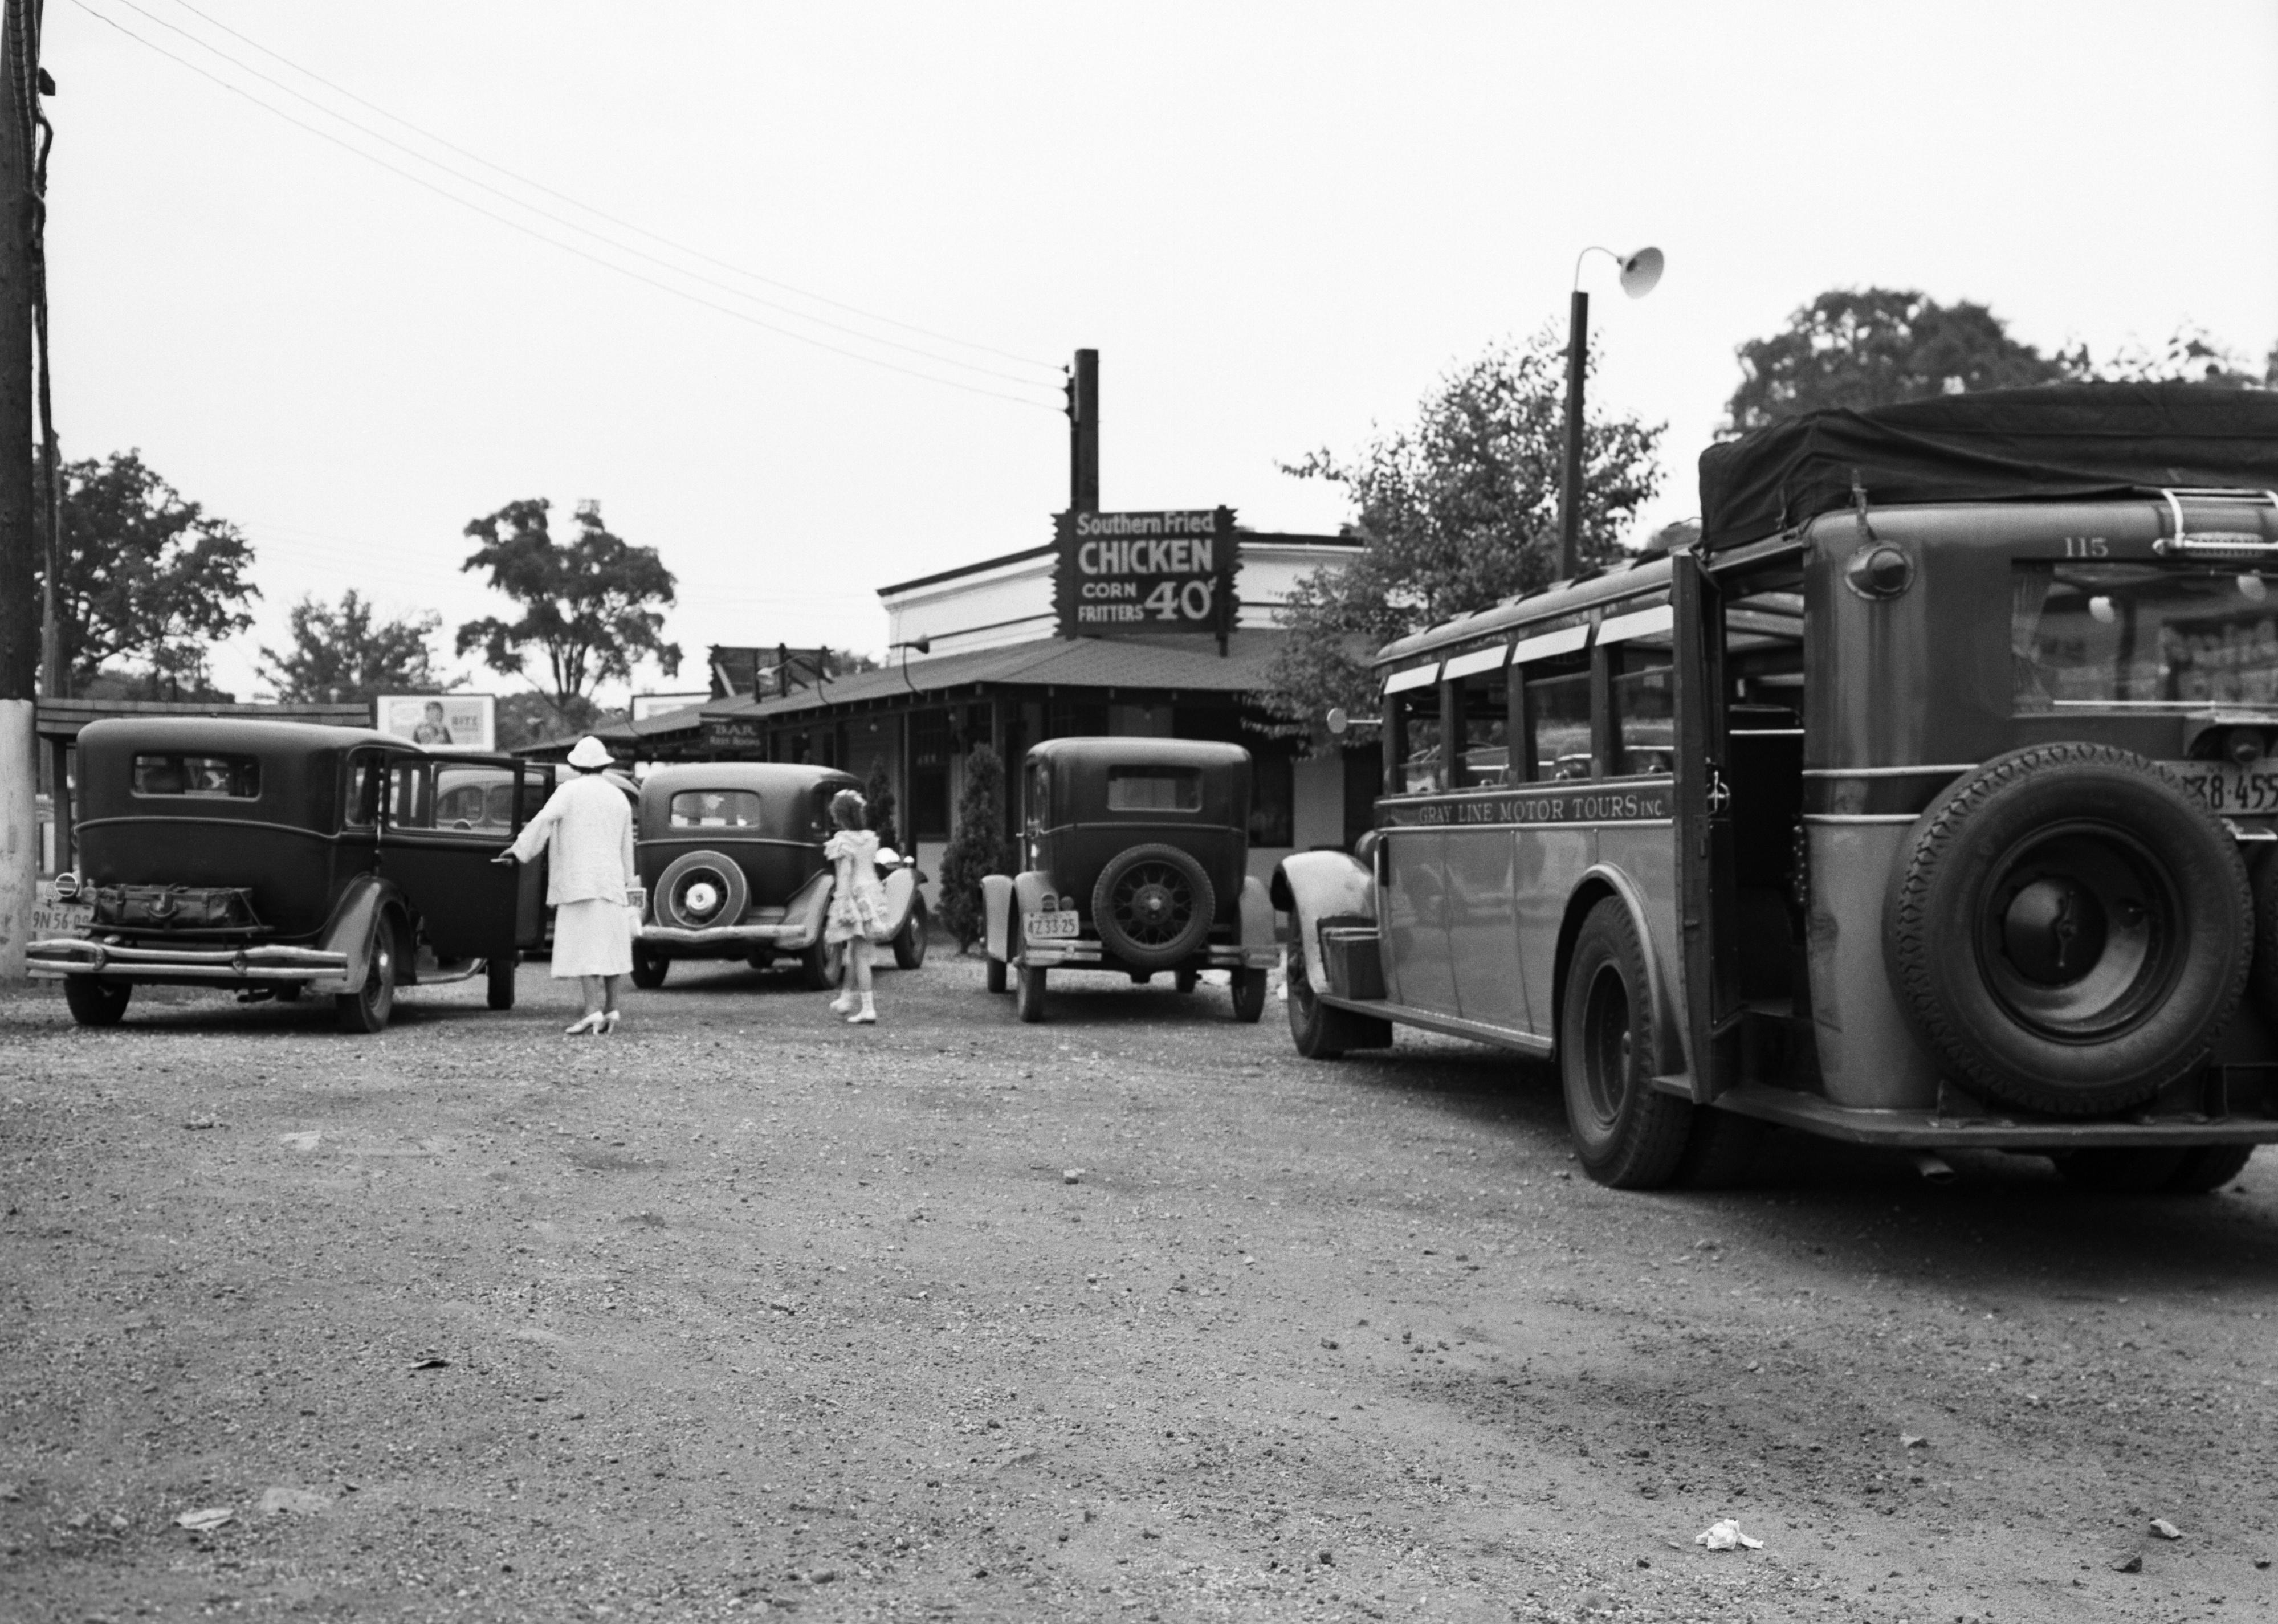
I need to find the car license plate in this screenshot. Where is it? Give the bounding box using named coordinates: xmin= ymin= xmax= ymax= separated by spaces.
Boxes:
xmin=2167 ymin=764 xmax=2278 ymax=817
xmin=1025 ymin=909 xmax=1080 ymax=939
xmin=34 ymin=882 xmax=91 ymax=937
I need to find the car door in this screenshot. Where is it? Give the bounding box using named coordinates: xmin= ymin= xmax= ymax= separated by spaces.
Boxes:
xmin=378 ymin=752 xmax=552 ymax=961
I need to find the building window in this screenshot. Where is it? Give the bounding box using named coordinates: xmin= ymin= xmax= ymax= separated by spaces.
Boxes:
xmin=1249 ymin=748 xmax=1294 ymax=847
xmin=910 ymin=708 xmax=952 ymax=841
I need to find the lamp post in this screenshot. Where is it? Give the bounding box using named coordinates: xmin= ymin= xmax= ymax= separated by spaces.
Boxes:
xmin=1557 ymin=246 xmax=1664 ymax=581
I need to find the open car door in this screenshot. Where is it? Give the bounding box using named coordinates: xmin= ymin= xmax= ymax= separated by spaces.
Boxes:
xmin=378 ymin=753 xmax=554 ymax=963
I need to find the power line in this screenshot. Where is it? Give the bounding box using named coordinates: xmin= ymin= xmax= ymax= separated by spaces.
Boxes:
xmin=104 ymin=0 xmax=1057 ymax=391
xmin=66 ymin=0 xmax=1064 ymax=411
xmin=162 ymin=0 xmax=1063 ymax=378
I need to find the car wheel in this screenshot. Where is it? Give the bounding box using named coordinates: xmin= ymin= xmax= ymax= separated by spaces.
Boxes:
xmin=798 ymin=941 xmax=838 ymax=991
xmin=654 ymin=850 xmax=751 ymax=933
xmin=1016 ymin=961 xmax=1047 ymax=1023
xmin=1173 ymin=968 xmax=1199 ymax=994
xmin=1230 ymin=966 xmax=1268 ymax=1023
xmin=1886 ymin=745 xmax=2252 ymax=1116
xmin=486 ymin=956 xmax=517 ymax=1010
xmin=986 ymin=954 xmax=1008 ymax=994
xmin=893 ymin=900 xmax=929 ymax=970
xmin=1560 ymin=897 xmax=1692 ymax=1189
xmin=63 ymin=974 xmax=131 ymax=1027
xmin=335 ymin=916 xmax=400 ymax=1034
xmin=1091 ymin=844 xmax=1215 ymax=970
xmin=2166 ymin=1143 xmax=2256 ymax=1194
xmin=631 ymin=948 xmax=670 ymax=989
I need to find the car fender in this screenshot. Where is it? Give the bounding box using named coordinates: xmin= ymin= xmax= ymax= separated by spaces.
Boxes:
xmin=315 ymin=875 xmax=403 ymax=994
xmin=981 ymin=874 xmax=1015 ymax=960
xmin=1555 ymin=862 xmax=1685 ymax=1080
xmin=879 ymin=864 xmax=920 ymax=939
xmin=1012 ymin=871 xmax=1061 ymax=918
xmin=778 ymin=869 xmax=833 ymax=949
xmin=1237 ymin=875 xmax=1275 ymax=952
xmin=1273 ymin=850 xmax=1376 ymax=996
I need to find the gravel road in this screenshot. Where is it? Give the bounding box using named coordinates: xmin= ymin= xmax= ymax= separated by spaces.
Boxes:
xmin=3 ymin=950 xmax=2275 ymax=1623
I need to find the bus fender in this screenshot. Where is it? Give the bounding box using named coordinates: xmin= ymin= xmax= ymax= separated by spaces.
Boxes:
xmin=1553 ymin=864 xmax=1685 ymax=1079
xmin=1273 ymin=850 xmax=1376 ymax=997
xmin=315 ymin=875 xmax=406 ymax=995
xmin=981 ymin=874 xmax=1015 ymax=960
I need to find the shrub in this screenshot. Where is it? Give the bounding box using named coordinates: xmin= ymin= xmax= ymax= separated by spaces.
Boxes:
xmin=863 ymin=756 xmax=900 ymax=852
xmin=937 ymin=744 xmax=1013 ymax=950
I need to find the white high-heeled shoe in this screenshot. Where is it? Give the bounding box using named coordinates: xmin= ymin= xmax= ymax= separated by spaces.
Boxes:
xmin=564 ymin=1011 xmax=605 ymax=1036
xmin=600 ymin=1011 xmax=621 ymax=1034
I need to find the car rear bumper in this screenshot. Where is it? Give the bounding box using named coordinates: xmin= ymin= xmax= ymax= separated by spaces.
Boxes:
xmin=27 ymin=937 xmax=352 ymax=988
xmin=638 ymin=922 xmax=819 ymax=952
xmin=1022 ymin=939 xmax=1275 ymax=971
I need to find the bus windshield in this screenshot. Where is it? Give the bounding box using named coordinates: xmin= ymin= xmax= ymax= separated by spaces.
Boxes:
xmin=2013 ymin=562 xmax=2278 ymax=710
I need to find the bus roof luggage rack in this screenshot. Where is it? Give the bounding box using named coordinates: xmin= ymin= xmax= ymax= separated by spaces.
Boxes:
xmin=1698 ymin=383 xmax=2278 ymax=551
xmin=2153 ymin=487 xmax=2278 ymax=556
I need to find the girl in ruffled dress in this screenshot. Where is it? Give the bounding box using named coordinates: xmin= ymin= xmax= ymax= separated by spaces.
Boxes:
xmin=824 ymin=789 xmax=890 ymax=1024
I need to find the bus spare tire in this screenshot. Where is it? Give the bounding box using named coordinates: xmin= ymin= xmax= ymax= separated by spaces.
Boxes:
xmin=1091 ymin=843 xmax=1215 ymax=970
xmin=1884 ymin=743 xmax=2251 ymax=1117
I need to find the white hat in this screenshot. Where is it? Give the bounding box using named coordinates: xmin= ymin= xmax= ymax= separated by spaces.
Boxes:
xmin=567 ymin=735 xmax=613 ymax=770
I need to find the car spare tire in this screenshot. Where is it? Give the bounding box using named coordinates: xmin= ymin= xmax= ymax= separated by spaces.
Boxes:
xmin=655 ymin=850 xmax=750 ymax=932
xmin=1884 ymin=743 xmax=2251 ymax=1116
xmin=1091 ymin=843 xmax=1215 ymax=970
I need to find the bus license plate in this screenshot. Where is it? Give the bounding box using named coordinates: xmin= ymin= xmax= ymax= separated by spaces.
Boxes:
xmin=1025 ymin=910 xmax=1080 ymax=939
xmin=2168 ymin=764 xmax=2278 ymax=817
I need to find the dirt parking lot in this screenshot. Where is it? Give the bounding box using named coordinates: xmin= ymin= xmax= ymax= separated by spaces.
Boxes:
xmin=3 ymin=949 xmax=2276 ymax=1623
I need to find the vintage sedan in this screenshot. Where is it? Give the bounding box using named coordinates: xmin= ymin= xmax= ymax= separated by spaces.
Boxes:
xmin=630 ymin=762 xmax=926 ymax=988
xmin=30 ymin=717 xmax=553 ymax=1031
xmin=980 ymin=737 xmax=1277 ymax=1023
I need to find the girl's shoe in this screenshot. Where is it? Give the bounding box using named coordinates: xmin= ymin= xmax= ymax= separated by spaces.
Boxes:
xmin=564 ymin=1011 xmax=605 ymax=1036
xmin=846 ymin=1008 xmax=876 ymax=1025
xmin=601 ymin=1011 xmax=622 ymax=1034
xmin=828 ymin=994 xmax=857 ymax=1015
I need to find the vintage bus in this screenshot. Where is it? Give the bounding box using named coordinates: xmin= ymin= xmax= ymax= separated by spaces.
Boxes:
xmin=1272 ymin=384 xmax=2278 ymax=1192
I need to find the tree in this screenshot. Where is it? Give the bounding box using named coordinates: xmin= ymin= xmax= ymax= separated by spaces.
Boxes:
xmin=1264 ymin=330 xmax=1663 ymax=726
xmin=2091 ymin=323 xmax=2275 ymax=390
xmin=1725 ymin=288 xmax=2073 ymax=434
xmin=457 ymin=499 xmax=682 ymax=716
xmin=259 ymin=590 xmax=445 ymax=703
xmin=936 ymin=744 xmax=1013 ymax=951
xmin=863 ymin=756 xmax=901 ymax=852
xmin=36 ymin=449 xmax=259 ymax=696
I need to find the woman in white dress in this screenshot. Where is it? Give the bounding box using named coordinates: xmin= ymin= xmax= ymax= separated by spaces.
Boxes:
xmin=495 ymin=735 xmax=636 ymax=1034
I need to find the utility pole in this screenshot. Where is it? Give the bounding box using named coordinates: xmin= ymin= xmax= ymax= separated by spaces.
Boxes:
xmin=1067 ymin=348 xmax=1098 ymax=512
xmin=0 ymin=0 xmax=41 ymax=981
xmin=1556 ymin=288 xmax=1587 ymax=582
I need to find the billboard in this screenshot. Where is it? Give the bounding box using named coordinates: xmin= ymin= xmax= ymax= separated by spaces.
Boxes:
xmin=374 ymin=694 xmax=496 ymax=751
xmin=1053 ymin=508 xmax=1237 ymax=643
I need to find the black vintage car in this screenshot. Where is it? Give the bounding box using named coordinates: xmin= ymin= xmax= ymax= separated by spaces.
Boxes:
xmin=30 ymin=718 xmax=553 ymax=1031
xmin=630 ymin=762 xmax=926 ymax=988
xmin=980 ymin=737 xmax=1278 ymax=1023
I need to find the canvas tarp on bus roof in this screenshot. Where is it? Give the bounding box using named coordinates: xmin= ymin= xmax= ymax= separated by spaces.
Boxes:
xmin=1697 ymin=383 xmax=2278 ymax=550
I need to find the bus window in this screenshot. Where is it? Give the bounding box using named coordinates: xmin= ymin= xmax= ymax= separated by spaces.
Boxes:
xmin=1609 ymin=647 xmax=1677 ymax=777
xmin=1521 ymin=658 xmax=1592 ymax=782
xmin=1389 ymin=686 xmax=1444 ymax=794
xmin=1455 ymin=668 xmax=1510 ymax=787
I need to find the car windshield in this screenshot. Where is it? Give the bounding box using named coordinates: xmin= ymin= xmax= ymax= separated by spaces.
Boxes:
xmin=2014 ymin=562 xmax=2278 ymax=711
xmin=670 ymin=789 xmax=764 ymax=828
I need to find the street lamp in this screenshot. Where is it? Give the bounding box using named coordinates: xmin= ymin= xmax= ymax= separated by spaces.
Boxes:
xmin=1557 ymin=245 xmax=1664 ymax=580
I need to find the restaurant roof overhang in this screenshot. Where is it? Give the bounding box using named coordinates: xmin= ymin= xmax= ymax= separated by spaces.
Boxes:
xmin=700 ymin=629 xmax=1294 ymax=726
xmin=34 ymin=697 xmax=374 ymax=744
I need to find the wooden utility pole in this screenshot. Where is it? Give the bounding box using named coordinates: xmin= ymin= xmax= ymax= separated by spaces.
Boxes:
xmin=0 ymin=0 xmax=40 ymax=980
xmin=1067 ymin=348 xmax=1099 ymax=512
xmin=1556 ymin=288 xmax=1588 ymax=582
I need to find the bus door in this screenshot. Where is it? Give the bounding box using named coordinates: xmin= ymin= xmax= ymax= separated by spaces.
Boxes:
xmin=1379 ymin=675 xmax=1458 ymax=1013
xmin=1672 ymin=550 xmax=1740 ymax=1099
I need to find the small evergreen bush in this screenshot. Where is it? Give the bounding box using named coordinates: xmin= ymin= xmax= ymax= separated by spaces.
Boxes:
xmin=937 ymin=744 xmax=1013 ymax=950
xmin=863 ymin=756 xmax=900 ymax=852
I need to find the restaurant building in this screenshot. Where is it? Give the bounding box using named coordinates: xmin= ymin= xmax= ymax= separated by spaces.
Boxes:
xmin=678 ymin=526 xmax=1379 ymax=892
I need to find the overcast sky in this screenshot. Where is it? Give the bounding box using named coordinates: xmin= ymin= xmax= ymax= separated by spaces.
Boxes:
xmin=46 ymin=0 xmax=2278 ymax=704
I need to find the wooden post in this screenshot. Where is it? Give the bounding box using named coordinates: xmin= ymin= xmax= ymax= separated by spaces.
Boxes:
xmin=1557 ymin=288 xmax=1588 ymax=581
xmin=1068 ymin=349 xmax=1099 ymax=512
xmin=0 ymin=0 xmax=40 ymax=977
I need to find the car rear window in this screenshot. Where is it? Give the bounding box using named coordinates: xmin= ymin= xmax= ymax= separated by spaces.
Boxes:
xmin=670 ymin=790 xmax=764 ymax=829
xmin=132 ymin=753 xmax=260 ymax=799
xmin=1106 ymin=768 xmax=1201 ymax=813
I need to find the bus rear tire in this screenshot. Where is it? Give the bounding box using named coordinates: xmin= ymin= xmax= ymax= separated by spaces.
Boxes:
xmin=1560 ymin=898 xmax=1691 ymax=1189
